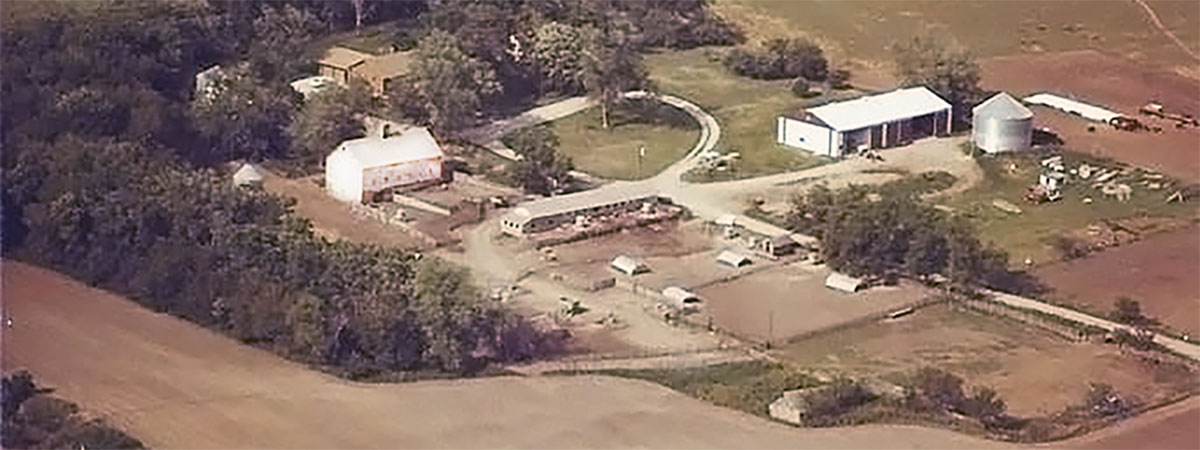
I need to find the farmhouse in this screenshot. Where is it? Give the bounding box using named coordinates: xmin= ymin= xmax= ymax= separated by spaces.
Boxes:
xmin=500 ymin=185 xmax=670 ymax=236
xmin=355 ymin=50 xmax=414 ymax=96
xmin=316 ymin=46 xmax=415 ymax=96
xmin=777 ymin=86 xmax=952 ymax=157
xmin=317 ymin=47 xmax=370 ymax=85
xmin=972 ymin=92 xmax=1033 ymax=153
xmin=324 ymin=127 xmax=446 ymax=204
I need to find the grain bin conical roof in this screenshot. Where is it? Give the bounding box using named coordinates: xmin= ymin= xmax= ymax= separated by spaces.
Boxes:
xmin=973 ymin=92 xmax=1033 ymax=120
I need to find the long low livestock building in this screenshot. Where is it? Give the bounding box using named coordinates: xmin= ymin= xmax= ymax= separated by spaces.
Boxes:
xmin=500 ymin=185 xmax=672 ymax=236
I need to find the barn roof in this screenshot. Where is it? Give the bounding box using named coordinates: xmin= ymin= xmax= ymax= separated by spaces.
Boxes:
xmin=331 ymin=127 xmax=443 ymax=169
xmin=505 ymin=184 xmax=665 ymax=226
xmin=1022 ymin=93 xmax=1122 ymax=123
xmin=973 ymin=92 xmax=1032 ymax=120
xmin=318 ymin=47 xmax=370 ymax=70
xmin=806 ymin=86 xmax=951 ymax=131
xmin=824 ymin=272 xmax=864 ymax=293
xmin=356 ymin=50 xmax=414 ymax=81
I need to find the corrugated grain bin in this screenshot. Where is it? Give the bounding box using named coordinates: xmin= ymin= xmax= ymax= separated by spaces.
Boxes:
xmin=972 ymin=92 xmax=1033 ymax=153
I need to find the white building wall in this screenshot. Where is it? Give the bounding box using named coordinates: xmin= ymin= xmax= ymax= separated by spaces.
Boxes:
xmin=325 ymin=150 xmax=365 ymax=203
xmin=777 ymin=117 xmax=836 ymax=157
xmin=362 ymin=157 xmax=442 ymax=192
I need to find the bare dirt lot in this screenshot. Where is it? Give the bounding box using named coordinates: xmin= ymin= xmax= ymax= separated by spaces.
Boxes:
xmin=1037 ymin=224 xmax=1200 ymax=337
xmin=774 ymin=304 xmax=1196 ymax=416
xmin=980 ymin=50 xmax=1200 ymax=180
xmin=695 ymin=263 xmax=930 ymax=343
xmin=259 ymin=169 xmax=422 ymax=249
xmin=0 ymin=261 xmax=1011 ymax=449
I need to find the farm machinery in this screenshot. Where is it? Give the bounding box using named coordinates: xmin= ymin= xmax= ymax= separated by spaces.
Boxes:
xmin=1139 ymin=102 xmax=1199 ymax=128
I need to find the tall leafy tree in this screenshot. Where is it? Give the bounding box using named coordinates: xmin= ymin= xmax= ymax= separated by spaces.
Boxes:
xmin=287 ymin=80 xmax=371 ymax=167
xmin=398 ymin=30 xmax=499 ymax=135
xmin=530 ymin=21 xmax=593 ymax=94
xmin=581 ymin=31 xmax=646 ymax=129
xmin=248 ymin=5 xmax=324 ymax=82
xmin=506 ymin=126 xmax=573 ymax=195
xmin=188 ymin=66 xmax=297 ymax=163
xmin=893 ymin=35 xmax=983 ymax=128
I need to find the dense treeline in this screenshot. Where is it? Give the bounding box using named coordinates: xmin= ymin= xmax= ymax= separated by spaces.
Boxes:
xmin=3 ymin=371 xmax=144 ymax=449
xmin=788 ymin=181 xmax=1039 ymax=294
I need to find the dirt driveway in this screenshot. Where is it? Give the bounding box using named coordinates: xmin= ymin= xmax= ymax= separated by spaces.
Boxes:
xmin=0 ymin=261 xmax=1010 ymax=449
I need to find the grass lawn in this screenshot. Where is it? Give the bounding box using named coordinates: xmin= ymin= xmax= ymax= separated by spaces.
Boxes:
xmin=941 ymin=150 xmax=1197 ymax=266
xmin=546 ymin=101 xmax=699 ymax=180
xmin=645 ymin=48 xmax=857 ymax=179
xmin=713 ymin=0 xmax=1197 ymax=73
xmin=557 ymin=360 xmax=818 ymax=417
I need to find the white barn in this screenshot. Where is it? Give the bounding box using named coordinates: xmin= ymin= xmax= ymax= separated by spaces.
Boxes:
xmin=661 ymin=286 xmax=701 ymax=311
xmin=325 ymin=127 xmax=445 ymax=204
xmin=777 ymin=87 xmax=952 ymax=157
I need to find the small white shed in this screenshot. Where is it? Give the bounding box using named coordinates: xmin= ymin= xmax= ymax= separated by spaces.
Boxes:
xmin=232 ymin=163 xmax=264 ymax=188
xmin=715 ymin=214 xmax=738 ymax=227
xmin=825 ymin=272 xmax=864 ymax=293
xmin=610 ymin=255 xmax=649 ymax=275
xmin=716 ymin=250 xmax=751 ymax=267
xmin=661 ymin=286 xmax=701 ymax=311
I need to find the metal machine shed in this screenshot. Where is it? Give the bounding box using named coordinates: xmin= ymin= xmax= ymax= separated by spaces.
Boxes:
xmin=1023 ymin=93 xmax=1123 ymax=123
xmin=777 ymin=87 xmax=952 ymax=157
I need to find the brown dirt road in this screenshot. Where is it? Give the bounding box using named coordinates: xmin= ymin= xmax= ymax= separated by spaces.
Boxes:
xmin=0 ymin=261 xmax=1009 ymax=449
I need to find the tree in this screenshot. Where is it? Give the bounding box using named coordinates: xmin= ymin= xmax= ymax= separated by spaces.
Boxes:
xmin=287 ymin=81 xmax=370 ymax=168
xmin=724 ymin=38 xmax=829 ymax=81
xmin=908 ymin=367 xmax=966 ymax=412
xmin=531 ymin=22 xmax=593 ymax=94
xmin=1112 ymin=296 xmax=1147 ymax=325
xmin=892 ymin=35 xmax=983 ymax=128
xmin=961 ymin=386 xmax=1007 ymax=420
xmin=188 ymin=66 xmax=297 ymax=163
xmin=248 ymin=5 xmax=325 ymax=82
xmin=506 ymin=126 xmax=573 ymax=195
xmin=400 ymin=30 xmax=500 ymax=135
xmin=582 ymin=31 xmax=646 ymax=129
xmin=414 ymin=257 xmax=482 ymax=372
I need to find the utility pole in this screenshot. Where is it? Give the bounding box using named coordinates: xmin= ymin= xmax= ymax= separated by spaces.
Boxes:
xmin=767 ymin=309 xmax=774 ymax=349
xmin=637 ymin=145 xmax=646 ymax=179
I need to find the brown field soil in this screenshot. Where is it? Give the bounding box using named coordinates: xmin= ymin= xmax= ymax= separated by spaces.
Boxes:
xmin=0 ymin=261 xmax=1012 ymax=449
xmin=980 ymin=50 xmax=1200 ymax=180
xmin=695 ymin=264 xmax=929 ymax=343
xmin=774 ymin=304 xmax=1197 ymax=417
xmin=1036 ymin=225 xmax=1200 ymax=337
xmin=1064 ymin=396 xmax=1200 ymax=449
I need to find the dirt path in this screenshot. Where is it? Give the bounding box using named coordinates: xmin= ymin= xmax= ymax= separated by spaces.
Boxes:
xmin=259 ymin=169 xmax=421 ymax=248
xmin=1132 ymin=0 xmax=1200 ymax=62
xmin=0 ymin=261 xmax=1012 ymax=449
xmin=986 ymin=289 xmax=1200 ymax=361
xmin=507 ymin=348 xmax=760 ymax=376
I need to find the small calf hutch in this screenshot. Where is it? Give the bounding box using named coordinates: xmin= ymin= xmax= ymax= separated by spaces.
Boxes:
xmin=610 ymin=255 xmax=649 ymax=275
xmin=325 ymin=127 xmax=446 ymax=204
xmin=825 ymin=272 xmax=864 ymax=293
xmin=661 ymin=286 xmax=701 ymax=312
xmin=716 ymin=250 xmax=751 ymax=268
xmin=777 ymin=86 xmax=952 ymax=157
